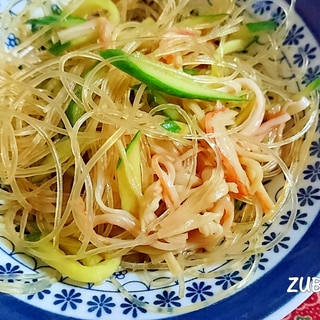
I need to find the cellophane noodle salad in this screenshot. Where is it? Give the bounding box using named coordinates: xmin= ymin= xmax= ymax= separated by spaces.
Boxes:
xmin=0 ymin=0 xmax=318 ymax=309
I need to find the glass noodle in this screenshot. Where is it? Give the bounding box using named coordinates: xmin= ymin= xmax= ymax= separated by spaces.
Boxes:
xmin=0 ymin=0 xmax=318 ymax=311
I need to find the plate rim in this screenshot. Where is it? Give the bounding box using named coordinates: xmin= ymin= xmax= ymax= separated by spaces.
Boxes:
xmin=1 ymin=210 xmax=320 ymax=320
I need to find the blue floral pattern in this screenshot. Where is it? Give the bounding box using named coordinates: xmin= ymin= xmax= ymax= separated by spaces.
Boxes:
xmin=293 ymin=44 xmax=317 ymax=67
xmin=114 ymin=269 xmax=128 ymax=280
xmin=283 ymin=24 xmax=305 ymax=45
xmin=154 ymin=290 xmax=181 ymax=308
xmin=262 ymin=233 xmax=290 ymax=253
xmin=310 ymin=138 xmax=320 ymax=157
xmin=297 ymin=186 xmax=320 ymax=206
xmin=243 ymin=254 xmax=269 ymax=271
xmin=27 ymin=289 xmax=51 ymax=301
xmin=303 ymin=161 xmax=320 ymax=182
xmin=280 ymin=210 xmax=308 ymax=231
xmin=87 ymin=294 xmax=115 ymax=317
xmin=120 ymin=295 xmax=148 ymax=318
xmin=252 ymin=1 xmax=273 ymax=14
xmin=186 ymin=281 xmax=214 ymax=302
xmin=0 ymin=263 xmax=23 ymax=275
xmin=53 ymin=289 xmax=82 ymax=311
xmin=271 ymin=6 xmax=286 ymax=25
xmin=5 ymin=33 xmax=20 ymax=49
xmin=302 ymin=65 xmax=320 ymax=85
xmin=0 ymin=1 xmax=320 ymax=319
xmin=215 ymin=271 xmax=243 ymax=290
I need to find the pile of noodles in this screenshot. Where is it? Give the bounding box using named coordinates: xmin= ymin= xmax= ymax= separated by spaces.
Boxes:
xmin=0 ymin=0 xmax=318 ymax=312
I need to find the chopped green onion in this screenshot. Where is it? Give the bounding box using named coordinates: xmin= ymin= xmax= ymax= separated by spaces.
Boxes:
xmin=246 ymin=20 xmax=278 ymax=33
xmin=26 ymin=15 xmax=86 ymax=28
xmin=48 ymin=40 xmax=71 ymax=56
xmin=26 ymin=15 xmax=62 ymax=26
xmin=161 ymin=120 xmax=182 ymax=133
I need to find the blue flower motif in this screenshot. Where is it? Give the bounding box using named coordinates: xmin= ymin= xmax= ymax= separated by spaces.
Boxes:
xmin=293 ymin=44 xmax=317 ymax=67
xmin=310 ymin=138 xmax=320 ymax=157
xmin=297 ymin=186 xmax=320 ymax=206
xmin=0 ymin=263 xmax=23 ymax=275
xmin=154 ymin=290 xmax=181 ymax=308
xmin=186 ymin=281 xmax=214 ymax=303
xmin=54 ymin=288 xmax=82 ymax=311
xmin=252 ymin=1 xmax=273 ymax=15
xmin=5 ymin=33 xmax=20 ymax=49
xmin=283 ymin=24 xmax=304 ymax=46
xmin=302 ymin=65 xmax=320 ymax=85
xmin=262 ymin=232 xmax=290 ymax=253
xmin=120 ymin=295 xmax=147 ymax=318
xmin=280 ymin=210 xmax=308 ymax=231
xmin=303 ymin=161 xmax=320 ymax=182
xmin=215 ymin=271 xmax=243 ymax=290
xmin=27 ymin=288 xmax=51 ymax=300
xmin=271 ymin=7 xmax=286 ymax=25
xmin=87 ymin=294 xmax=115 ymax=317
xmin=242 ymin=254 xmax=269 ymax=271
xmin=113 ymin=269 xmax=127 ymax=280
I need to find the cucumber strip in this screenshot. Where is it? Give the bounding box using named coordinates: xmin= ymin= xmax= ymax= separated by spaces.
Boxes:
xmin=293 ymin=77 xmax=320 ymax=100
xmin=116 ymin=131 xmax=142 ymax=216
xmin=218 ymin=20 xmax=277 ymax=55
xmin=148 ymin=90 xmax=181 ymax=120
xmin=176 ymin=14 xmax=228 ymax=27
xmin=65 ymin=87 xmax=85 ymax=125
xmin=66 ymin=61 xmax=99 ymax=124
xmin=99 ymin=49 xmax=245 ymax=101
xmin=72 ymin=0 xmax=120 ymax=24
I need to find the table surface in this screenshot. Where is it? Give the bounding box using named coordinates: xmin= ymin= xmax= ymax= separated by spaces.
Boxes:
xmin=283 ymin=292 xmax=320 ymax=320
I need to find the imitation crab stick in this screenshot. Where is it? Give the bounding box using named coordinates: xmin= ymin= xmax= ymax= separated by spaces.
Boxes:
xmin=240 ymin=156 xmax=274 ymax=213
xmin=205 ymin=108 xmax=250 ymax=198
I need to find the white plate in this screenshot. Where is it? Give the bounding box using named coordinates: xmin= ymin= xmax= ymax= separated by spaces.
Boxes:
xmin=0 ymin=0 xmax=320 ymax=319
